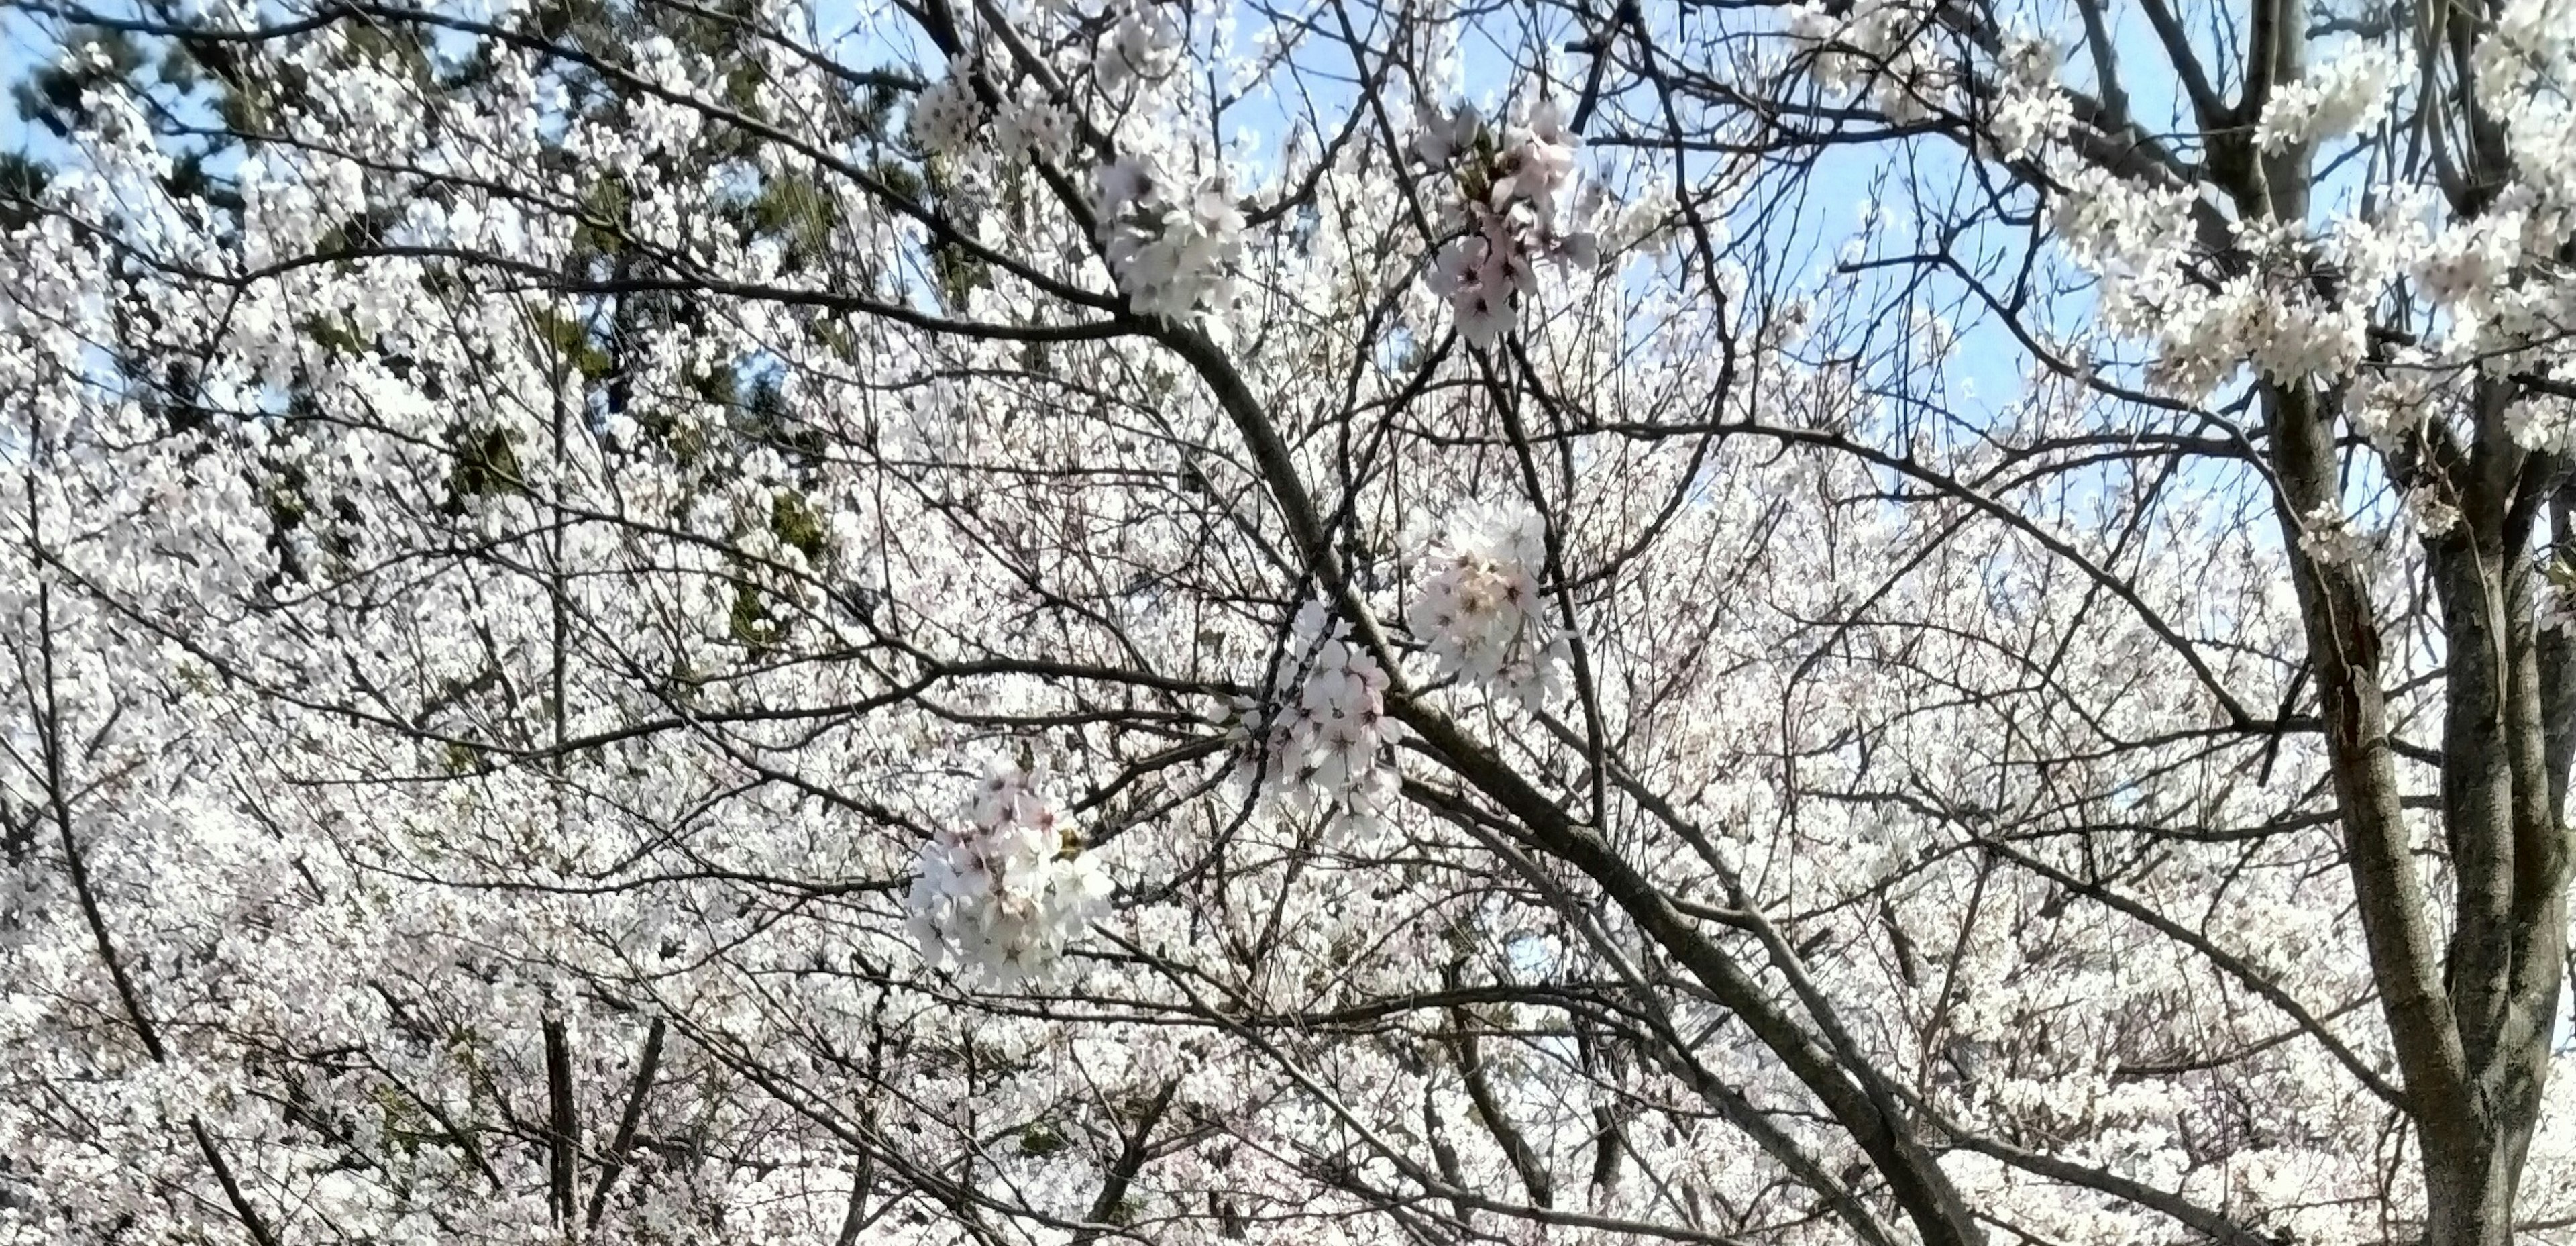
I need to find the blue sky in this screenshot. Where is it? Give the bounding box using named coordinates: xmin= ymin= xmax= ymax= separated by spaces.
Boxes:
xmin=4 ymin=9 xmax=46 ymax=154
xmin=0 ymin=0 xmax=2226 ymax=458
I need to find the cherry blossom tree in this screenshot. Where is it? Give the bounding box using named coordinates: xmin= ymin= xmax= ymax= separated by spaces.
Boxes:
xmin=0 ymin=0 xmax=2572 ymax=1243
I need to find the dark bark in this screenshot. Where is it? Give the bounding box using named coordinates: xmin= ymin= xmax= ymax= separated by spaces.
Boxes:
xmin=543 ymin=1015 xmax=578 ymax=1224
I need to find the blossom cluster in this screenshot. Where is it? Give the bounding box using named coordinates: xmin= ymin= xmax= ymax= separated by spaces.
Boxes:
xmin=907 ymin=764 xmax=1113 ymax=985
xmin=1417 ymin=98 xmax=1597 ymax=349
xmin=1407 ymin=503 xmax=1567 ymax=709
xmin=2542 ymin=560 xmax=2576 ymax=634
xmin=1097 ymin=154 xmax=1247 ymax=323
xmin=2023 ymin=23 xmax=2576 ymax=406
xmin=908 ymin=58 xmax=985 ymax=161
xmin=994 ymin=89 xmax=1075 ymax=163
xmin=2045 ymin=168 xmax=2381 ymax=394
xmin=16 ymin=0 xmax=2569 ymax=1239
xmin=2410 ymin=209 xmax=2526 ymax=309
xmin=1239 ymin=602 xmax=1404 ymax=838
xmin=2254 ymin=46 xmax=2406 ymax=153
xmin=2294 ymin=502 xmax=2373 ymax=570
xmin=906 ymin=54 xmax=1077 ymax=168
xmin=2155 ymin=268 xmax=2368 ymax=391
xmin=1988 ymin=32 xmax=2072 ymax=158
xmin=1785 ymin=0 xmax=1959 ymax=123
xmin=1095 ymin=4 xmax=1182 ymax=91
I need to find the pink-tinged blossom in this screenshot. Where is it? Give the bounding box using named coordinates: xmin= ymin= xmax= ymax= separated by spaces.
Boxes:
xmin=1428 ymin=218 xmax=1536 ymax=349
xmin=1407 ymin=502 xmax=1568 ymax=709
xmin=907 ymin=764 xmax=1112 ymax=986
xmin=1238 ymin=602 xmax=1405 ymax=839
xmin=1415 ymin=97 xmax=1600 ymax=349
xmin=1411 ymin=99 xmax=1479 ymax=166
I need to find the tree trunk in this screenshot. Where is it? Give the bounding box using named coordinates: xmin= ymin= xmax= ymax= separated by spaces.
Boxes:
xmin=2269 ymin=371 xmax=2572 ymax=1245
xmin=2424 ymin=1142 xmax=2516 ymax=1246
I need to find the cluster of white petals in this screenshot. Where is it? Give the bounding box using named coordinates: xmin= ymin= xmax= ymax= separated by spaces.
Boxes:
xmin=2543 ymin=562 xmax=2576 ymax=633
xmin=2047 ymin=163 xmax=2197 ymax=274
xmin=908 ymin=764 xmax=1112 ymax=986
xmin=994 ymin=90 xmax=1075 ymax=163
xmin=1407 ymin=503 xmax=1567 ymax=709
xmin=2161 ymin=275 xmax=2367 ymax=388
xmin=908 ymin=58 xmax=985 ymax=161
xmin=2049 ymin=173 xmax=2379 ymax=394
xmin=1097 ymin=155 xmax=1246 ymax=322
xmin=2477 ymin=0 xmax=2576 ymax=209
xmin=2255 ymin=46 xmax=2406 ymax=153
xmin=2404 ymin=484 xmax=2463 ymax=536
xmin=2412 ymin=211 xmax=2526 ymax=308
xmin=2351 ymin=362 xmax=2439 ymax=449
xmin=13 ymin=0 xmax=2576 ymax=1240
xmin=1239 ymin=602 xmax=1405 ymax=837
xmin=1095 ymin=4 xmax=1182 ymax=91
xmin=2023 ymin=21 xmax=2576 ymax=408
xmin=1989 ymin=33 xmax=2072 ymax=158
xmin=2296 ymin=502 xmax=2373 ymax=569
xmin=1419 ymin=98 xmax=1597 ymax=349
xmin=2508 ymin=393 xmax=2576 ymax=454
xmin=1786 ymin=0 xmax=1958 ymax=122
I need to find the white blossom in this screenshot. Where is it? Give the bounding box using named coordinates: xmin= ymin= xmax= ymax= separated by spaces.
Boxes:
xmin=2412 ymin=212 xmax=2525 ymax=307
xmin=1407 ymin=502 xmax=1568 ymax=708
xmin=1241 ymin=602 xmax=1405 ymax=838
xmin=909 ymin=60 xmax=987 ymax=160
xmin=2296 ymin=501 xmax=2373 ymax=568
xmin=1417 ymin=97 xmax=1596 ymax=348
xmin=1099 ymin=162 xmax=1246 ymax=322
xmin=994 ymin=91 xmax=1075 ymax=163
xmin=2255 ymin=46 xmax=2406 ymax=153
xmin=908 ymin=764 xmax=1113 ymax=986
xmin=1786 ymin=0 xmax=1958 ymax=121
xmin=1095 ymin=5 xmax=1181 ymax=90
xmin=1990 ymin=34 xmax=2071 ymax=158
